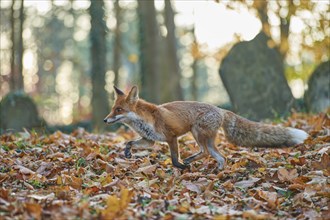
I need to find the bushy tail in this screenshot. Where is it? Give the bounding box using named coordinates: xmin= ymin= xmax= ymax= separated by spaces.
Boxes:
xmin=221 ymin=111 xmax=308 ymax=148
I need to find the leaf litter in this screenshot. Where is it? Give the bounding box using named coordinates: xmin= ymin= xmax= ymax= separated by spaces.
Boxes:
xmin=0 ymin=112 xmax=329 ymax=219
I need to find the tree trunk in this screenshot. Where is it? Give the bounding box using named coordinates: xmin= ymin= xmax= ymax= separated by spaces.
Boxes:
xmin=163 ymin=0 xmax=183 ymax=101
xmin=191 ymin=26 xmax=200 ymax=101
xmin=191 ymin=58 xmax=198 ymax=101
xmin=253 ymin=1 xmax=271 ymax=37
xmin=10 ymin=0 xmax=24 ymax=91
xmin=279 ymin=17 xmax=290 ymax=57
xmin=89 ymin=0 xmax=109 ymax=132
xmin=278 ymin=0 xmax=296 ymax=58
xmin=17 ymin=0 xmax=24 ymax=90
xmin=10 ymin=0 xmax=16 ymax=91
xmin=137 ymin=0 xmax=160 ymax=103
xmin=113 ymin=0 xmax=121 ymax=87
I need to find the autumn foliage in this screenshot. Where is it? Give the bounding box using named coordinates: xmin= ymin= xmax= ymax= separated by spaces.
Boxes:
xmin=0 ymin=113 xmax=329 ymax=219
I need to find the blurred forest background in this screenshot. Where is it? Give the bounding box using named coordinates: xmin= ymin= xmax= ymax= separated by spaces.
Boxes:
xmin=0 ymin=0 xmax=329 ymax=133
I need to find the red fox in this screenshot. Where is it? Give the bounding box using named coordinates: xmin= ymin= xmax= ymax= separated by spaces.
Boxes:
xmin=104 ymin=86 xmax=308 ymax=170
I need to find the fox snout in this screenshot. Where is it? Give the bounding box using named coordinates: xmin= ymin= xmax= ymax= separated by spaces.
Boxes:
xmin=103 ymin=116 xmax=115 ymax=124
xmin=103 ymin=115 xmax=114 ymax=124
xmin=104 ymin=114 xmax=124 ymax=124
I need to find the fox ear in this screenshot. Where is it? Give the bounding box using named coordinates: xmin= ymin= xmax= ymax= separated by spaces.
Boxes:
xmin=127 ymin=86 xmax=139 ymax=104
xmin=113 ymin=86 xmax=125 ymax=97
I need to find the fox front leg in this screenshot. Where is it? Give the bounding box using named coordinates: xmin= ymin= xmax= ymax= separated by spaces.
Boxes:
xmin=125 ymin=138 xmax=155 ymax=158
xmin=167 ymin=138 xmax=187 ymax=169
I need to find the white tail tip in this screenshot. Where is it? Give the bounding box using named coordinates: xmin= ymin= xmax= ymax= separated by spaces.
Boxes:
xmin=288 ymin=128 xmax=308 ymax=144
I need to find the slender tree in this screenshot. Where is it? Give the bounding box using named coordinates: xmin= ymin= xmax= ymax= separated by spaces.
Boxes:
xmin=10 ymin=0 xmax=25 ymax=91
xmin=17 ymin=0 xmax=24 ymax=90
xmin=253 ymin=1 xmax=270 ymax=37
xmin=113 ymin=0 xmax=121 ymax=87
xmin=220 ymin=0 xmax=328 ymax=59
xmin=191 ymin=30 xmax=199 ymax=101
xmin=10 ymin=0 xmax=16 ymax=91
xmin=89 ymin=0 xmax=109 ymax=131
xmin=137 ymin=0 xmax=160 ymax=103
xmin=253 ymin=0 xmax=290 ymax=57
xmin=163 ymin=0 xmax=183 ymax=101
xmin=278 ymin=0 xmax=296 ymax=57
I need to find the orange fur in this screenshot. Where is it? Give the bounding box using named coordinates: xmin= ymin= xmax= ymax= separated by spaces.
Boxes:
xmin=104 ymin=86 xmax=308 ymax=170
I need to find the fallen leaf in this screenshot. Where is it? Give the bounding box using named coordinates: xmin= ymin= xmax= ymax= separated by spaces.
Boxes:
xmin=13 ymin=165 xmax=35 ymax=175
xmin=0 ymin=188 xmax=10 ymax=201
xmin=100 ymin=174 xmax=113 ymax=186
xmin=311 ymin=112 xmax=327 ymax=131
xmin=0 ymin=173 xmax=9 ymax=183
xmin=36 ymin=162 xmax=53 ymax=175
xmin=256 ymin=190 xmax=278 ymax=209
xmin=137 ymin=178 xmax=158 ymax=189
xmin=25 ymin=203 xmax=42 ymax=220
xmin=182 ymin=180 xmax=201 ymax=194
xmin=28 ymin=193 xmax=55 ymax=201
xmin=134 ymin=150 xmax=150 ymax=157
xmin=242 ymin=209 xmax=269 ymax=220
xmin=70 ymin=176 xmax=83 ymax=189
xmin=234 ymin=178 xmax=260 ymax=189
xmin=277 ymin=168 xmax=298 ymax=182
xmin=101 ymin=195 xmax=121 ymax=220
xmin=119 ymin=187 xmax=133 ymax=210
xmin=101 ymin=187 xmax=133 ymax=220
xmin=222 ymin=180 xmax=234 ymax=190
xmin=136 ymin=164 xmax=157 ymax=175
xmin=312 ymin=153 xmax=330 ymax=171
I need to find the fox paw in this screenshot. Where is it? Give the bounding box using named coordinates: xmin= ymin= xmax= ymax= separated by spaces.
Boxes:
xmin=124 ymin=141 xmax=134 ymax=158
xmin=124 ymin=148 xmax=132 ymax=158
xmin=217 ymin=158 xmax=226 ymax=170
xmin=183 ymin=159 xmax=191 ymax=166
xmin=173 ymin=162 xmax=188 ymax=170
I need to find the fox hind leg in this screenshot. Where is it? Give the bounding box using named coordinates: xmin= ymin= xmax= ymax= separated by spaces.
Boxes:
xmin=206 ymin=138 xmax=225 ymax=170
xmin=184 ymin=128 xmax=225 ymax=170
xmin=183 ymin=128 xmax=208 ymax=165
xmin=183 ymin=134 xmax=208 ymax=165
xmin=183 ymin=149 xmax=208 ymax=165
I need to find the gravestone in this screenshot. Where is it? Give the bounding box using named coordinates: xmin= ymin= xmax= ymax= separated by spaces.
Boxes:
xmin=219 ymin=32 xmax=295 ymax=120
xmin=0 ymin=92 xmax=44 ymax=133
xmin=304 ymin=61 xmax=330 ymax=113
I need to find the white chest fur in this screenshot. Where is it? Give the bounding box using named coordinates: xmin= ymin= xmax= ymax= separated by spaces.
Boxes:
xmin=124 ymin=112 xmax=166 ymax=142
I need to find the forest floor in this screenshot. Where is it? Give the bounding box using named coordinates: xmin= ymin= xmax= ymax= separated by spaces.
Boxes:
xmin=0 ymin=112 xmax=329 ymax=220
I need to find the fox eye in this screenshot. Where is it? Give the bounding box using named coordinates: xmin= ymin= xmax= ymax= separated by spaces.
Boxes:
xmin=115 ymin=107 xmax=123 ymax=113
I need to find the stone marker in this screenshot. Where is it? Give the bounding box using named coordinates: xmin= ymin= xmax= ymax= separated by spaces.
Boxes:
xmin=304 ymin=60 xmax=330 ymax=113
xmin=219 ymin=32 xmax=295 ymax=120
xmin=0 ymin=92 xmax=44 ymax=133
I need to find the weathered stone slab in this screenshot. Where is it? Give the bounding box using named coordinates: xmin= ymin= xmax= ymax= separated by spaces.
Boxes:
xmin=219 ymin=32 xmax=295 ymax=120
xmin=304 ymin=60 xmax=330 ymax=113
xmin=0 ymin=92 xmax=43 ymax=133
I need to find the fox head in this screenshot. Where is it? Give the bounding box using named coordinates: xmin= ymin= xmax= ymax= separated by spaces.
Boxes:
xmin=103 ymin=86 xmax=139 ymax=124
